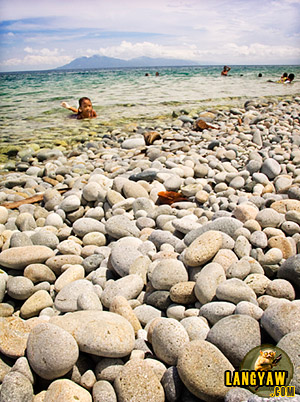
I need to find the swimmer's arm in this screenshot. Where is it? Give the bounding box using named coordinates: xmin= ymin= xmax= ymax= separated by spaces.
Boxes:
xmin=92 ymin=110 xmax=97 ymax=118
xmin=61 ymin=102 xmax=78 ymax=114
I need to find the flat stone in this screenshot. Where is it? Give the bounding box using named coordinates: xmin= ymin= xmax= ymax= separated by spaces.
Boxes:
xmin=114 ymin=359 xmax=165 ymax=402
xmin=110 ymin=296 xmax=142 ymax=335
xmin=216 ymin=278 xmax=257 ymax=304
xmin=95 ymin=358 xmax=124 ymax=382
xmin=109 ymin=237 xmax=143 ymax=277
xmin=46 ymin=255 xmax=83 ymax=275
xmin=199 ymin=301 xmax=236 ymax=326
xmin=177 ymin=340 xmax=234 ymax=401
xmin=92 ymin=380 xmax=117 ymax=402
xmin=7 ymin=276 xmax=34 ymax=300
xmin=26 ymin=322 xmax=79 ymax=380
xmin=194 ymin=262 xmax=226 ymax=304
xmin=50 ymin=310 xmax=135 ymax=358
xmin=0 ymin=316 xmax=32 ymax=358
xmin=20 ymin=290 xmax=53 ymax=319
xmin=0 ymin=246 xmax=55 ymax=269
xmin=150 ymin=259 xmax=188 ymax=290
xmin=161 ymin=366 xmax=183 ymax=402
xmin=105 ymin=216 xmax=140 ymax=239
xmin=55 ymin=279 xmax=95 ymax=312
xmin=261 ymin=300 xmax=300 ymax=342
xmin=43 ymin=379 xmax=92 ymax=402
xmin=151 ymin=318 xmax=189 ymax=365
xmin=278 ymin=254 xmax=300 ymax=291
xmin=0 ymin=371 xmax=34 ymax=402
xmin=277 ymin=331 xmax=300 ymax=394
xmin=54 ymin=265 xmax=85 ymax=292
xmin=101 ymin=274 xmax=144 ymax=308
xmin=180 ymin=316 xmax=210 ymax=341
xmin=24 ymin=263 xmax=56 ymax=283
xmin=30 ymin=230 xmax=59 ymax=249
xmin=123 ymin=181 xmax=149 ymax=198
xmin=77 ymin=291 xmax=103 ymax=311
xmin=206 ymin=315 xmax=261 ymax=367
xmin=184 ymin=230 xmax=223 ymax=267
xmin=169 ymin=282 xmax=196 ymax=304
xmin=72 ymin=217 xmax=105 ymax=237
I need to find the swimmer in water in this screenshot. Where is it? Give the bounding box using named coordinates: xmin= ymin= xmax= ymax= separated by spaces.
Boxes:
xmin=61 ymin=97 xmax=97 ymax=119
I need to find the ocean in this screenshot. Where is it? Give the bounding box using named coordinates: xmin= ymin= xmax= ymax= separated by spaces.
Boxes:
xmin=0 ymin=65 xmax=299 ymax=158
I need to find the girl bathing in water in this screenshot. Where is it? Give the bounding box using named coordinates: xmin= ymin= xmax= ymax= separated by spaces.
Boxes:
xmin=61 ymin=97 xmax=97 ymax=119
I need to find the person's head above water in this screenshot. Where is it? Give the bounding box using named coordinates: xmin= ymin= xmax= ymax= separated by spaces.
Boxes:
xmin=287 ymin=73 xmax=295 ymax=82
xmin=78 ymin=97 xmax=94 ymax=118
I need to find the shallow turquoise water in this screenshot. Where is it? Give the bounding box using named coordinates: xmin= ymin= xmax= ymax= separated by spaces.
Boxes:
xmin=0 ymin=65 xmax=299 ymax=150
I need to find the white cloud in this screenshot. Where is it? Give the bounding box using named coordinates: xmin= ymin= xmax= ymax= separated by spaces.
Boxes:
xmin=1 ymin=47 xmax=71 ymax=68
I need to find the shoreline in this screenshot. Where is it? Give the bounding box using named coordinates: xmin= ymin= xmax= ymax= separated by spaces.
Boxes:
xmin=0 ymin=95 xmax=300 ymax=400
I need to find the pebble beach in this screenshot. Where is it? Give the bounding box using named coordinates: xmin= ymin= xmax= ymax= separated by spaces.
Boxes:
xmin=0 ymin=93 xmax=300 ymax=402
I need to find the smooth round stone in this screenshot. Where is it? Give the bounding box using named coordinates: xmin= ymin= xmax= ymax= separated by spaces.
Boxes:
xmin=146 ymin=290 xmax=171 ymax=310
xmin=226 ymin=258 xmax=251 ymax=280
xmin=50 ymin=310 xmax=135 ymax=358
xmin=101 ymin=275 xmax=144 ymax=308
xmin=24 ymin=263 xmax=56 ymax=283
xmin=45 ymin=255 xmax=83 ymax=275
xmin=0 ymin=272 xmax=6 ymax=303
xmin=110 ymin=296 xmax=141 ymax=335
xmin=109 ymin=237 xmax=143 ymax=277
xmin=114 ymin=359 xmax=164 ymax=402
xmin=0 ymin=302 xmax=14 ymax=317
xmin=169 ymin=282 xmax=196 ymax=304
xmin=105 ymin=215 xmax=140 ymax=239
xmin=82 ymin=232 xmax=106 ymax=246
xmin=271 ymin=199 xmax=300 ymax=214
xmin=30 ymin=230 xmax=59 ymax=249
xmin=54 ymin=265 xmax=85 ymax=292
xmin=234 ymin=301 xmax=263 ymax=320
xmin=54 ymin=279 xmax=95 ymax=312
xmin=7 ymin=276 xmax=34 ymax=300
xmin=72 ymin=217 xmax=105 ymax=237
xmin=134 ymin=304 xmax=163 ymax=326
xmin=199 ymin=301 xmax=236 ymax=326
xmin=148 ymin=230 xmax=185 ymax=253
xmin=161 ymin=366 xmax=183 ymax=402
xmin=216 ymin=278 xmax=257 ymax=304
xmin=261 ymin=157 xmax=281 ymax=179
xmin=20 ymin=290 xmax=53 ymax=319
xmin=177 ymin=340 xmax=234 ymax=401
xmin=77 ymin=291 xmax=103 ymax=311
xmin=249 ymin=231 xmax=268 ymax=248
xmin=57 ymin=239 xmax=82 ymax=255
xmin=0 ymin=371 xmax=34 ymax=402
xmin=266 ymin=279 xmax=296 ymax=300
xmin=166 ymin=304 xmax=185 ymax=320
xmin=0 ymin=316 xmax=33 ymax=358
xmin=44 ymin=379 xmax=92 ymax=402
xmin=255 ymin=208 xmax=282 ymax=228
xmin=150 ymin=259 xmax=188 ymax=290
xmin=281 ymin=220 xmax=300 ymax=235
xmin=95 ymin=358 xmax=124 ymax=382
xmin=261 ymin=300 xmax=300 ymax=342
xmin=0 ymin=206 xmax=9 ymax=224
xmin=184 ymin=230 xmax=223 ymax=267
xmin=244 ymin=273 xmax=271 ymax=296
xmin=59 ymin=195 xmax=81 ymax=212
xmin=121 ymin=137 xmax=145 ymax=149
xmin=180 ymin=316 xmax=209 ymax=341
xmin=92 ymin=380 xmax=117 ymax=402
xmin=278 ymin=254 xmax=300 ymax=291
xmin=82 ymin=182 xmax=104 ymax=202
xmin=164 ymin=175 xmax=183 ymax=191
xmin=44 ymin=212 xmax=64 ymax=228
xmin=224 ymin=388 xmax=253 ymax=402
xmin=194 ymin=262 xmax=226 ymax=304
xmin=233 ymin=204 xmax=259 ymax=223
xmin=268 ymin=235 xmax=295 ymax=259
xmin=277 ymin=331 xmax=300 ymax=394
xmin=229 ymin=176 xmax=245 ymax=189
xmin=184 ymin=217 xmax=243 ymax=246
xmin=9 ymin=232 xmax=33 ymax=248
xmin=151 ymin=318 xmax=189 ymax=365
xmin=123 ymin=181 xmax=149 ymax=199
xmin=206 ymin=315 xmax=261 ymax=367
xmin=27 ymin=322 xmax=79 ymax=380
xmin=83 ymin=254 xmax=104 ymax=273
xmin=234 ymin=235 xmax=251 ymax=258
xmin=15 ymin=212 xmax=36 ymax=232
xmin=0 ymin=245 xmax=55 ymax=269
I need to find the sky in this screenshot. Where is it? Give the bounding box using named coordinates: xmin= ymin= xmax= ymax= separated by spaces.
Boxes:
xmin=0 ymin=0 xmax=300 ymax=71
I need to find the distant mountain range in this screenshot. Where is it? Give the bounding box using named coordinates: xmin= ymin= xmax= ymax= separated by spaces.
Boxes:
xmin=58 ymin=55 xmax=199 ymax=70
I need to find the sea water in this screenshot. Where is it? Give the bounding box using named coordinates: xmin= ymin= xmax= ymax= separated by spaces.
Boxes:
xmin=0 ymin=65 xmax=299 ymax=154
